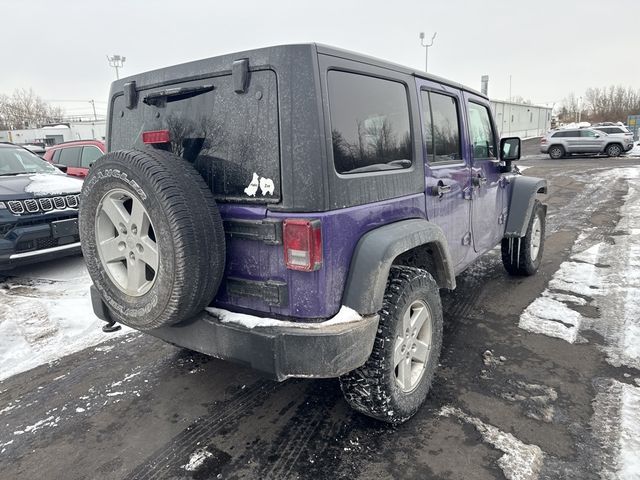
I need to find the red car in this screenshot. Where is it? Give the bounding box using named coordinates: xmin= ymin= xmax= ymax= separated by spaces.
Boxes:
xmin=43 ymin=140 xmax=105 ymax=178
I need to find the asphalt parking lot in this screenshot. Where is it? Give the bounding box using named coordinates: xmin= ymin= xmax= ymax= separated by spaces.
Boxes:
xmin=1 ymin=148 xmax=640 ymax=479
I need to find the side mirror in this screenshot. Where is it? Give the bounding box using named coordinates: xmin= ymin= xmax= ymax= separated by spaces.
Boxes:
xmin=500 ymin=137 xmax=521 ymax=162
xmin=53 ymin=164 xmax=68 ymax=174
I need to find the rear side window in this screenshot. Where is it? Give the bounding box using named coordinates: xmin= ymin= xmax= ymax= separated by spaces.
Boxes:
xmin=328 ymin=71 xmax=412 ymax=174
xmin=81 ymin=146 xmax=102 ymax=167
xmin=421 ymin=91 xmax=462 ymax=163
xmin=51 ymin=149 xmax=60 ymax=162
xmin=553 ymin=131 xmax=579 ymax=138
xmin=58 ymin=147 xmax=81 ymax=167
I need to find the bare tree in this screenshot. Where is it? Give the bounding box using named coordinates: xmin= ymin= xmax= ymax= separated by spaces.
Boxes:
xmin=0 ymin=88 xmax=65 ymax=130
xmin=560 ymin=86 xmax=640 ymax=124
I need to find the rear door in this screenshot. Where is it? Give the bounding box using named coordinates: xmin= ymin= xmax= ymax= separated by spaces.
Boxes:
xmin=57 ymin=146 xmax=83 ymax=177
xmin=464 ymin=93 xmax=504 ymax=254
xmin=418 ymin=79 xmax=472 ymax=268
xmin=565 ymin=131 xmax=582 ymax=152
xmin=79 ymin=146 xmax=103 ymax=176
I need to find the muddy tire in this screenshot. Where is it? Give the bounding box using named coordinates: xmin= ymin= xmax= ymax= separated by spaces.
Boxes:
xmin=501 ymin=200 xmax=545 ymax=276
xmin=548 ymin=145 xmax=564 ymax=159
xmin=79 ymin=148 xmax=225 ymax=330
xmin=339 ymin=266 xmax=443 ymax=424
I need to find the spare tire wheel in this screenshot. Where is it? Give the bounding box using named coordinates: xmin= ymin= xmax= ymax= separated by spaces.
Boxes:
xmin=79 ymin=148 xmax=225 ymax=330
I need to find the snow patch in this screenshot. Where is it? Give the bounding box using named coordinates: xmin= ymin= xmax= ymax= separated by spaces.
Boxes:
xmin=205 ymin=305 xmax=362 ymax=330
xmin=519 ymin=296 xmax=582 ymax=343
xmin=183 ymin=448 xmax=213 ymax=472
xmin=23 ymin=174 xmax=83 ymax=196
xmin=0 ymin=257 xmax=131 ymax=381
xmin=592 ymin=380 xmax=640 ymax=479
xmin=518 ymin=168 xmax=640 ymax=368
xmin=440 ymin=406 xmax=544 ymax=480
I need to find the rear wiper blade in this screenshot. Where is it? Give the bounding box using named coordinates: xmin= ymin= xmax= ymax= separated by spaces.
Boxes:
xmin=143 ymin=84 xmax=215 ymax=107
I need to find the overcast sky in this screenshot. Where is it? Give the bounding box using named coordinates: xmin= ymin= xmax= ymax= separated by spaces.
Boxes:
xmin=2 ymin=0 xmax=638 ymax=117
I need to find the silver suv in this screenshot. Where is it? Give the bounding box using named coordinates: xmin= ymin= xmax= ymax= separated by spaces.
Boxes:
xmin=540 ymin=128 xmax=627 ymax=159
xmin=592 ymin=125 xmax=634 ymax=152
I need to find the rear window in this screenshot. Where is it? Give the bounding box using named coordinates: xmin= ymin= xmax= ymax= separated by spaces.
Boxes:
xmin=111 ymin=70 xmax=280 ymax=202
xmin=328 ymin=71 xmax=412 ymax=174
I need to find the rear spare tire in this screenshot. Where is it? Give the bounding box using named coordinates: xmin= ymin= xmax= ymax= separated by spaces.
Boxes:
xmin=79 ymin=148 xmax=225 ymax=330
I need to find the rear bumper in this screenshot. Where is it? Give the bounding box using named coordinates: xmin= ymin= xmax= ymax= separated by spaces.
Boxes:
xmin=90 ymin=286 xmax=379 ymax=381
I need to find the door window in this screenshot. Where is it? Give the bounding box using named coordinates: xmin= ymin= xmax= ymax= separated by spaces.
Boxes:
xmin=468 ymin=102 xmax=497 ymax=160
xmin=581 ymin=130 xmax=598 ymax=137
xmin=57 ymin=147 xmax=81 ymax=167
xmin=421 ymin=91 xmax=462 ymax=163
xmin=328 ymin=71 xmax=412 ymax=174
xmin=81 ymin=146 xmax=103 ymax=167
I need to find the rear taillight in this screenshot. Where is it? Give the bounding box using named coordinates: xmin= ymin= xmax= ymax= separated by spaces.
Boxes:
xmin=142 ymin=130 xmax=170 ymax=144
xmin=283 ymin=219 xmax=322 ymax=271
xmin=540 ymin=138 xmax=547 ymax=144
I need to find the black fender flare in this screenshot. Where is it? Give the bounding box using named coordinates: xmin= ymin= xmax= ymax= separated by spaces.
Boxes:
xmin=342 ymin=219 xmax=455 ymax=315
xmin=504 ymin=175 xmax=547 ymax=238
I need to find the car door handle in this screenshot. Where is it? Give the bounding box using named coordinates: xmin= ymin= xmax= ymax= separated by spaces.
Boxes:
xmin=473 ymin=175 xmax=487 ymax=187
xmin=430 ymin=182 xmax=452 ymax=197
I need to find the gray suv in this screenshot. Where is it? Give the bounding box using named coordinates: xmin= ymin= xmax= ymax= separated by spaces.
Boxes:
xmin=540 ymin=128 xmax=626 ymax=159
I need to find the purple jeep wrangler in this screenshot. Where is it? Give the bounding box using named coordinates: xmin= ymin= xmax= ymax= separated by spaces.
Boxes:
xmin=80 ymin=44 xmax=547 ymax=423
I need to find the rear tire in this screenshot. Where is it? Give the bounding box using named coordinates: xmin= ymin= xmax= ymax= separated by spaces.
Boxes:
xmin=548 ymin=145 xmax=564 ymax=159
xmin=339 ymin=266 xmax=443 ymax=424
xmin=79 ymin=148 xmax=225 ymax=330
xmin=501 ymin=200 xmax=545 ymax=276
xmin=605 ymin=143 xmax=622 ymax=157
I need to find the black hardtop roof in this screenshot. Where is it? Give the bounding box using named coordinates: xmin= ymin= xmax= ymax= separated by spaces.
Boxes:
xmin=315 ymin=44 xmax=486 ymax=98
xmin=112 ymin=43 xmax=486 ymax=99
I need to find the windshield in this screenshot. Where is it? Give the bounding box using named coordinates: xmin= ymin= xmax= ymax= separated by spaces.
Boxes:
xmin=0 ymin=147 xmax=61 ymax=176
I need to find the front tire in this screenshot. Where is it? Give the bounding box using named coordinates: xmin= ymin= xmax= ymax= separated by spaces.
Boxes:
xmin=605 ymin=143 xmax=622 ymax=157
xmin=501 ymin=200 xmax=545 ymax=276
xmin=339 ymin=266 xmax=443 ymax=424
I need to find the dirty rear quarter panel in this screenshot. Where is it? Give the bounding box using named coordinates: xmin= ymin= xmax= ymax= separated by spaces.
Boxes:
xmin=214 ymin=194 xmax=426 ymax=319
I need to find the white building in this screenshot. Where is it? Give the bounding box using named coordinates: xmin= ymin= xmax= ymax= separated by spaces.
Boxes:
xmin=490 ymin=101 xmax=552 ymax=139
xmin=0 ymin=120 xmax=106 ymax=146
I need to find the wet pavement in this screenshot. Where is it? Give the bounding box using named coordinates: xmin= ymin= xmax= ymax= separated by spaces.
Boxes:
xmin=1 ymin=153 xmax=640 ymax=479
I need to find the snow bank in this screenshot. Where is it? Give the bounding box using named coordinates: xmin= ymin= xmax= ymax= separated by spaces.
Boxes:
xmin=592 ymin=380 xmax=640 ymax=479
xmin=205 ymin=305 xmax=362 ymax=329
xmin=0 ymin=257 xmax=130 ymax=381
xmin=24 ymin=174 xmax=83 ymax=196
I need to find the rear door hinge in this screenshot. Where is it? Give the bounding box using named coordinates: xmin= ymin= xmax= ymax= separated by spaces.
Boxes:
xmin=461 ymin=232 xmax=472 ymax=246
xmin=463 ymin=187 xmax=473 ymax=200
xmin=498 ymin=213 xmax=506 ymax=225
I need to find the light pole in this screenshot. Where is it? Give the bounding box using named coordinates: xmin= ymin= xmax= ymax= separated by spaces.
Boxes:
xmin=89 ymin=100 xmax=97 ymax=121
xmin=578 ymin=96 xmax=583 ymax=123
xmin=419 ymin=31 xmax=437 ymax=72
xmin=107 ymin=55 xmax=126 ymax=79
